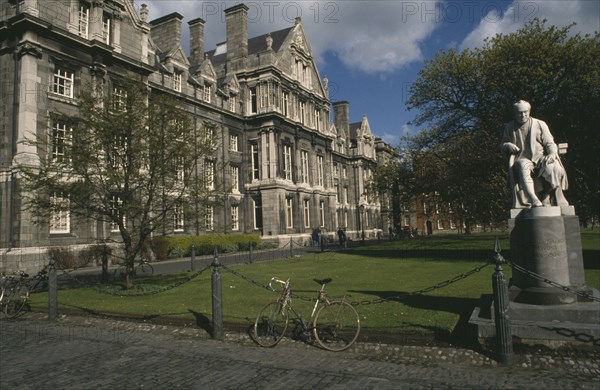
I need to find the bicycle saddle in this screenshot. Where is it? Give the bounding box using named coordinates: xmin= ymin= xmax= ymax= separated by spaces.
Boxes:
xmin=314 ymin=278 xmax=332 ymax=285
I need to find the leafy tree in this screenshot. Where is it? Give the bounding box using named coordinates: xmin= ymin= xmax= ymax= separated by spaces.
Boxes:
xmin=19 ymin=80 xmax=219 ymax=288
xmin=407 ymin=19 xmax=600 ymax=225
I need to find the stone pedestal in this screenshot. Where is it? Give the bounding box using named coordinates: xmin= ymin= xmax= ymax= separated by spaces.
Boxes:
xmin=469 ymin=206 xmax=600 ymax=347
xmin=508 ymin=206 xmax=586 ymax=305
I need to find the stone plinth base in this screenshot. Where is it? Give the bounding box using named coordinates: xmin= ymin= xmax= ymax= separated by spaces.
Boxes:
xmin=469 ymin=292 xmax=600 ymax=347
xmin=509 ymin=206 xmax=586 ymax=305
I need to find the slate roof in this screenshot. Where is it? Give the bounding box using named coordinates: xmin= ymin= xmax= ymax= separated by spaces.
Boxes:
xmin=206 ymin=26 xmax=294 ymax=65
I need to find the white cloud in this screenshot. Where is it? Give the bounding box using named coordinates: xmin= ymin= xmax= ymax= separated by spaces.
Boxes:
xmin=460 ymin=0 xmax=599 ymax=50
xmin=141 ymin=0 xmax=441 ymax=74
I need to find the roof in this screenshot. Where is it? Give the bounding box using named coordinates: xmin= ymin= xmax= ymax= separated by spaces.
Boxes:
xmin=206 ymin=26 xmax=294 ymax=65
xmin=349 ymin=122 xmax=361 ymax=139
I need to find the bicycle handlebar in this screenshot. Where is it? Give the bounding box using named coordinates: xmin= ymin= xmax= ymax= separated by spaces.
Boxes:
xmin=268 ymin=277 xmax=289 ymax=291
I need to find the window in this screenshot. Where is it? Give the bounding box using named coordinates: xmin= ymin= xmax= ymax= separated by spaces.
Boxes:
xmin=251 ymin=143 xmax=260 ymax=180
xmin=176 ymin=157 xmax=185 ymax=184
xmin=334 ymin=184 xmax=339 ymax=203
xmin=205 ymin=205 xmax=214 ymax=231
xmin=109 ymin=135 xmax=127 ymax=168
xmin=202 ymin=84 xmax=210 ymax=102
xmin=249 ymin=87 xmax=257 ymax=114
xmin=229 ymin=95 xmax=236 ymax=112
xmin=51 ymin=121 xmax=71 ymax=163
xmin=102 ymin=14 xmax=112 ymax=45
xmin=230 ymin=165 xmax=239 ymax=192
xmin=112 ymin=86 xmax=127 ymax=112
xmin=315 ymin=110 xmax=321 ymax=131
xmin=253 ymin=198 xmax=263 ymax=230
xmin=203 ymin=127 xmax=215 ymax=149
xmin=286 ymin=198 xmax=293 ymax=229
xmin=205 ymin=161 xmax=215 ymax=190
xmin=283 ymin=145 xmax=292 ymax=180
xmin=300 ymin=150 xmax=309 ymax=183
xmin=109 ymin=194 xmax=123 ymax=232
xmin=299 ymin=101 xmax=306 ymax=124
xmin=333 ymin=163 xmax=338 ymax=177
xmin=316 ymin=155 xmax=324 ymax=186
xmin=344 ymin=209 xmax=348 ymax=227
xmin=52 ymin=67 xmax=74 ymax=98
xmin=229 ymin=134 xmax=238 ymax=151
xmin=342 ymin=166 xmax=347 ymax=178
xmin=78 ymin=3 xmax=89 ymax=38
xmin=303 ymin=200 xmax=310 ymax=228
xmin=174 ymin=203 xmax=184 ymax=231
xmin=319 ymin=201 xmax=325 ymax=227
xmin=231 ymin=205 xmax=239 ymax=230
xmin=343 ymin=187 xmax=348 ymax=204
xmin=50 ymin=192 xmax=70 ymax=233
xmin=282 ymin=91 xmax=289 ymax=116
xmin=174 ymin=72 xmax=182 ymax=92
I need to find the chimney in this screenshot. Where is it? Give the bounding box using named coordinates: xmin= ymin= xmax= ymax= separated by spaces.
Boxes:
xmin=333 ymin=101 xmax=350 ymax=139
xmin=224 ymin=4 xmax=248 ymax=71
xmin=188 ymin=17 xmax=205 ymax=65
xmin=149 ymin=12 xmax=183 ymax=53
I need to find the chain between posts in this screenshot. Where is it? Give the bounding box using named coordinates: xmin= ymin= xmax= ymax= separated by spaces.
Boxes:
xmin=221 ymin=261 xmax=493 ymax=305
xmin=56 ymin=263 xmax=212 ymax=297
xmin=507 ymin=261 xmax=600 ymax=302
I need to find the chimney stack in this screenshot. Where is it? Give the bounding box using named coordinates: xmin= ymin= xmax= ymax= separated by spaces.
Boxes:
xmin=149 ymin=12 xmax=183 ymax=53
xmin=224 ymin=4 xmax=248 ymax=71
xmin=188 ymin=17 xmax=205 ymax=65
xmin=333 ymin=101 xmax=350 ymax=139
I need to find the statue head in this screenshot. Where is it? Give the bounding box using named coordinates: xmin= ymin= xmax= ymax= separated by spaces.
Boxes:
xmin=513 ymin=100 xmax=531 ymax=125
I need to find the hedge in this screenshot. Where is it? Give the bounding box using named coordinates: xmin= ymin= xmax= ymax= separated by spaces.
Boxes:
xmin=151 ymin=234 xmax=267 ymax=260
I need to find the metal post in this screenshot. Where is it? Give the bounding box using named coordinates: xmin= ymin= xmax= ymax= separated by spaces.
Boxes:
xmin=190 ymin=243 xmax=196 ymax=271
xmin=290 ymin=237 xmax=293 ymax=258
xmin=249 ymin=244 xmax=253 ymax=264
xmin=48 ymin=255 xmax=58 ymax=321
xmin=211 ymin=247 xmax=223 ymax=340
xmin=492 ymin=237 xmax=513 ymax=364
xmin=101 ymin=245 xmax=108 ymax=283
xmin=320 ymin=234 xmax=324 ymax=252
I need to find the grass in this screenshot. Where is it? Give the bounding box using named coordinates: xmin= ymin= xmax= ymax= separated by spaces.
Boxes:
xmin=29 ymin=230 xmax=600 ymax=340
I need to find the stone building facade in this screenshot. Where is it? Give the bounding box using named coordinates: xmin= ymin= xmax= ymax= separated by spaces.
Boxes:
xmin=0 ymin=1 xmax=395 ymax=271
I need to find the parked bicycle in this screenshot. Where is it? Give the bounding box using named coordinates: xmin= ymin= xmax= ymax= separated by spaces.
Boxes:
xmin=0 ymin=270 xmax=44 ymax=318
xmin=253 ymin=277 xmax=360 ymax=351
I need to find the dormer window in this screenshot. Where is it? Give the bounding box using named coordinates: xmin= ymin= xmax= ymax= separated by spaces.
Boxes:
xmin=203 ymin=84 xmax=211 ymax=103
xmin=173 ymin=71 xmax=182 ymax=92
xmin=229 ymin=95 xmax=236 ymax=112
xmin=78 ymin=3 xmax=89 ymax=39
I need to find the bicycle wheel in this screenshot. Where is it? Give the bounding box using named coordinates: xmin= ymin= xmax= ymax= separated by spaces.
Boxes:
xmin=4 ymin=286 xmax=29 ymax=318
xmin=313 ymin=301 xmax=360 ymax=351
xmin=253 ymin=301 xmax=289 ymax=347
xmin=138 ymin=263 xmax=154 ymax=276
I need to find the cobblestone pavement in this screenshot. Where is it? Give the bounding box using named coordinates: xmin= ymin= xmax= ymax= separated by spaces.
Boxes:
xmin=1 ymin=313 xmax=598 ymax=389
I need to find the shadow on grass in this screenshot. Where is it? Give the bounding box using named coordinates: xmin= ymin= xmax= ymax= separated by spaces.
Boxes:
xmin=350 ymin=290 xmax=482 ymax=349
xmin=343 ymin=248 xmax=495 ymax=262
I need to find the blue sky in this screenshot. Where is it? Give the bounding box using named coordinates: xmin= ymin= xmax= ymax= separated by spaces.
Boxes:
xmin=140 ymin=1 xmax=599 ymax=147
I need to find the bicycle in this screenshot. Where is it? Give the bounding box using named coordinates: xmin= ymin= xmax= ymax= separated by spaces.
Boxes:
xmin=253 ymin=277 xmax=360 ymax=352
xmin=1 ymin=271 xmax=31 ymax=318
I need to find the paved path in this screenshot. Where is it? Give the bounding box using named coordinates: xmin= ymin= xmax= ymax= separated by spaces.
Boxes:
xmin=1 ymin=314 xmax=598 ymax=389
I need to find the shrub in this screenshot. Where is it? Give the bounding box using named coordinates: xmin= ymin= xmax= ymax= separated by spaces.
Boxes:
xmin=151 ymin=234 xmax=264 ymax=259
xmin=48 ymin=246 xmax=84 ymax=269
xmin=79 ymin=244 xmax=113 ymax=266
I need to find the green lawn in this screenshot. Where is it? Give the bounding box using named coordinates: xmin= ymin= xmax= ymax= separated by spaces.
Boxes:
xmin=29 ymin=230 xmax=600 ymax=339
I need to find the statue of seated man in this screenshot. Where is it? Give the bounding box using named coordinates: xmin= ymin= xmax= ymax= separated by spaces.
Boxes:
xmin=501 ymin=100 xmax=568 ymax=209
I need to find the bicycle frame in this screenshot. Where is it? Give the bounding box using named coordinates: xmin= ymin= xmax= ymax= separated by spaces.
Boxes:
xmin=270 ymin=277 xmax=329 ymax=331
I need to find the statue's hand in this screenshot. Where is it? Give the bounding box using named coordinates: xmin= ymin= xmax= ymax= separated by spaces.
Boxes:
xmin=504 ymin=143 xmax=520 ymax=154
xmin=546 ymin=153 xmax=558 ymax=164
